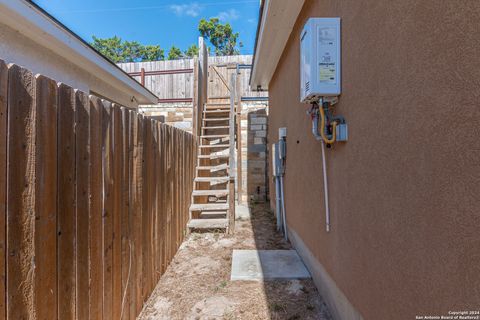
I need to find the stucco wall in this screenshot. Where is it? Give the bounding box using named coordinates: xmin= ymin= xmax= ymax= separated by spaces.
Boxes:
xmin=268 ymin=1 xmax=480 ymax=319
xmin=0 ymin=23 xmax=138 ymax=108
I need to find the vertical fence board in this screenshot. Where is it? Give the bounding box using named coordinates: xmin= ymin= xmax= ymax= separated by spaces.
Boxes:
xmin=133 ymin=114 xmax=144 ymax=315
xmin=152 ymin=123 xmax=158 ymax=285
xmin=112 ymin=105 xmax=123 ymax=320
xmin=166 ymin=126 xmax=172 ymax=264
xmin=102 ymin=102 xmax=114 ymax=320
xmin=142 ymin=119 xmax=152 ymax=300
xmin=0 ymin=60 xmax=6 ymax=320
xmin=57 ymin=83 xmax=76 ymax=320
xmin=120 ymin=108 xmax=131 ymax=320
xmin=75 ymin=90 xmax=90 ymax=320
xmin=128 ymin=111 xmax=137 ymax=320
xmin=34 ymin=74 xmax=58 ymax=320
xmin=89 ymin=96 xmax=104 ymax=320
xmin=6 ymin=65 xmax=36 ymax=319
xmin=160 ymin=124 xmax=167 ymax=274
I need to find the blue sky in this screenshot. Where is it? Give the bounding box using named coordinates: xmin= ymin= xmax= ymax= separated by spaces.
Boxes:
xmin=33 ymin=0 xmax=260 ymax=55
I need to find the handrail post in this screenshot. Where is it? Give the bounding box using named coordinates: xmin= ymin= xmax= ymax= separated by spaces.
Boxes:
xmin=228 ymin=74 xmax=236 ymax=234
xmin=235 ymin=68 xmax=243 ymax=204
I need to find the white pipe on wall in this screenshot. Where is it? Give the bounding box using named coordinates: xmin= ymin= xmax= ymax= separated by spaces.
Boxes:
xmin=320 ymin=140 xmax=331 ymax=232
xmin=311 ymin=108 xmax=331 ymax=232
xmin=279 ymin=175 xmax=288 ymax=241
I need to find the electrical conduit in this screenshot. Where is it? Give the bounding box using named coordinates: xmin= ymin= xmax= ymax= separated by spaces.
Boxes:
xmin=311 ymin=107 xmax=332 ymax=232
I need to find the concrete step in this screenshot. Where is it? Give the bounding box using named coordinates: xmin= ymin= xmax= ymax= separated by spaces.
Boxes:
xmin=189 ymin=203 xmax=229 ymax=211
xmin=187 ymin=218 xmax=228 ymax=230
xmin=192 ymin=189 xmax=229 ymax=197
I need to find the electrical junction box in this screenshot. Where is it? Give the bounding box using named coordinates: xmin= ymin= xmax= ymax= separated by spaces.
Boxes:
xmin=300 ymin=18 xmax=341 ymax=103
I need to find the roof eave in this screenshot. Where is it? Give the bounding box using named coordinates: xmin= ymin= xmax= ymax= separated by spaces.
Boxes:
xmin=0 ymin=0 xmax=158 ymax=105
xmin=250 ymin=0 xmax=305 ymax=91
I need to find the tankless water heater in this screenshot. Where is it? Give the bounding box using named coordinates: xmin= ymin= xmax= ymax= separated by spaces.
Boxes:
xmin=300 ymin=18 xmax=341 ymax=103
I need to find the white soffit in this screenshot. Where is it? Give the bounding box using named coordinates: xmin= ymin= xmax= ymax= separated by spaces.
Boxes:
xmin=0 ymin=0 xmax=158 ymax=104
xmin=250 ymin=0 xmax=305 ymax=90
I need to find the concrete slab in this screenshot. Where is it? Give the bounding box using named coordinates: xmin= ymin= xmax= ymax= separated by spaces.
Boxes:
xmin=231 ymin=250 xmax=311 ymax=281
xmin=235 ymin=204 xmax=250 ymax=220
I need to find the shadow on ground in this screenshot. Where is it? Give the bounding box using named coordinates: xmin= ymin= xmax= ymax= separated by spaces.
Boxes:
xmin=137 ymin=202 xmax=331 ymax=319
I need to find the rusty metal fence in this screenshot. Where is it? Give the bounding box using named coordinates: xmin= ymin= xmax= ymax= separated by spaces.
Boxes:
xmin=0 ymin=60 xmax=196 ymax=319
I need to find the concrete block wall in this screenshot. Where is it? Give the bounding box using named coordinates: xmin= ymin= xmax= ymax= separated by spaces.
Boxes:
xmin=243 ymin=104 xmax=269 ymax=203
xmin=139 ymin=103 xmax=193 ymax=133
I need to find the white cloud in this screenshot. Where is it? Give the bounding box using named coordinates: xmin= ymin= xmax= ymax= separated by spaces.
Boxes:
xmin=217 ymin=9 xmax=240 ymax=22
xmin=169 ymin=2 xmax=202 ymax=17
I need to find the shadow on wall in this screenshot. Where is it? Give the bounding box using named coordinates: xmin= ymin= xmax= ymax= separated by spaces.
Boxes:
xmin=247 ymin=109 xmax=269 ymax=203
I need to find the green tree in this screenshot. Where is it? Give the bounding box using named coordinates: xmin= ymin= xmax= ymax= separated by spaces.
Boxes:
xmin=91 ymin=36 xmax=164 ymax=63
xmin=198 ymin=18 xmax=242 ymax=55
xmin=184 ymin=44 xmax=199 ymax=58
xmin=167 ymin=46 xmax=184 ymax=60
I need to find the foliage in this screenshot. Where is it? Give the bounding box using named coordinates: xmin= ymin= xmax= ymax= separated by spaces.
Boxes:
xmin=167 ymin=45 xmax=184 ymax=60
xmin=184 ymin=44 xmax=199 ymax=58
xmin=91 ymin=36 xmax=164 ymax=63
xmin=198 ymin=18 xmax=242 ymax=55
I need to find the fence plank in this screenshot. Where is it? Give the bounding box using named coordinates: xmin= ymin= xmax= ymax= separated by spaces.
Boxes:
xmin=89 ymin=96 xmax=104 ymax=320
xmin=0 ymin=60 xmax=7 ymax=320
xmin=102 ymin=101 xmax=114 ymax=320
xmin=132 ymin=114 xmax=144 ymax=316
xmin=6 ymin=64 xmax=36 ymax=319
xmin=152 ymin=123 xmax=159 ymax=285
xmin=57 ymin=83 xmax=76 ymax=320
xmin=159 ymin=124 xmax=167 ymax=274
xmin=120 ymin=107 xmax=131 ymax=320
xmin=34 ymin=74 xmax=58 ymax=319
xmin=127 ymin=111 xmax=136 ymax=320
xmin=112 ymin=105 xmax=123 ymax=320
xmin=142 ymin=119 xmax=152 ymax=300
xmin=75 ymin=90 xmax=90 ymax=320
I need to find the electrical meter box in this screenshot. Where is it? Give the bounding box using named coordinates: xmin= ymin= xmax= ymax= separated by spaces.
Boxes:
xmin=300 ymin=18 xmax=341 ymax=103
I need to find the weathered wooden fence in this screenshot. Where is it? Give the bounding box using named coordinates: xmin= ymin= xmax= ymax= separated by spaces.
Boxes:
xmin=0 ymin=60 xmax=196 ymax=319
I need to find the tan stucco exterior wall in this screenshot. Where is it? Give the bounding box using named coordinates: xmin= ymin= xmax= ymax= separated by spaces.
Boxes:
xmin=0 ymin=23 xmax=138 ymax=108
xmin=268 ymin=1 xmax=480 ymax=319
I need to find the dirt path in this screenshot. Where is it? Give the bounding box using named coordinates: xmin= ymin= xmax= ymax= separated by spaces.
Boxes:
xmin=138 ymin=203 xmax=332 ymax=320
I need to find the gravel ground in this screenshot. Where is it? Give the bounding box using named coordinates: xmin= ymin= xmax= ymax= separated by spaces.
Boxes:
xmin=138 ymin=203 xmax=332 ymax=320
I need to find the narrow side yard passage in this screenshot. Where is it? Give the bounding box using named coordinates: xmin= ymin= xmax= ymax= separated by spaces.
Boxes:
xmin=138 ymin=204 xmax=332 ymax=320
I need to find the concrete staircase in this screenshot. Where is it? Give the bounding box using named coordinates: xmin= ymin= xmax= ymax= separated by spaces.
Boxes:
xmin=188 ymin=100 xmax=234 ymax=233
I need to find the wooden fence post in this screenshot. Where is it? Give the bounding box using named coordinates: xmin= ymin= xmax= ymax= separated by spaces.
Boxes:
xmin=228 ymin=74 xmax=236 ymax=234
